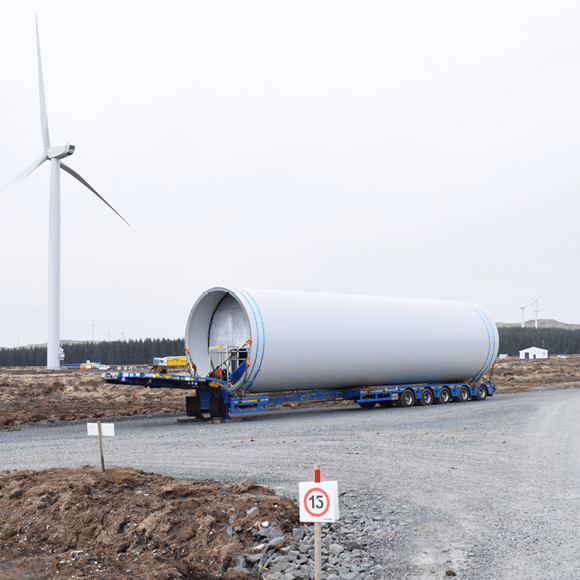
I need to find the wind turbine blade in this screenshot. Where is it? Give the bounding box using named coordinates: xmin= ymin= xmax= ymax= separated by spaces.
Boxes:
xmin=60 ymin=162 xmax=130 ymax=226
xmin=36 ymin=16 xmax=51 ymax=150
xmin=0 ymin=154 xmax=47 ymax=191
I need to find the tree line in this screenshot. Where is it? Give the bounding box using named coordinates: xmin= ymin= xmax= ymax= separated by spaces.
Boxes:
xmin=497 ymin=327 xmax=580 ymax=356
xmin=0 ymin=338 xmax=185 ymax=367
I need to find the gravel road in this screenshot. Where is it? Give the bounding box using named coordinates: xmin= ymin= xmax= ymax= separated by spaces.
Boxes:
xmin=2 ymin=389 xmax=580 ymax=579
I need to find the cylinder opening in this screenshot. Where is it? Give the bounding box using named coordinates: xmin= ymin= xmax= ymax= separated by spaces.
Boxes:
xmin=185 ymin=289 xmax=251 ymax=383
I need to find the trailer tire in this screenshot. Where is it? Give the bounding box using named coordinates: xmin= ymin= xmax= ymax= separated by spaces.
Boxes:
xmin=359 ymin=401 xmax=376 ymax=409
xmin=454 ymin=386 xmax=470 ymax=403
xmin=418 ymin=388 xmax=434 ymax=406
xmin=399 ymin=389 xmax=416 ymax=407
xmin=474 ymin=385 xmax=488 ymax=401
xmin=436 ymin=387 xmax=451 ymax=404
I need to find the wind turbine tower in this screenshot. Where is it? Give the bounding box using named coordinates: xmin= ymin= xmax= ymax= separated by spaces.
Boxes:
xmin=529 ymin=293 xmax=545 ymax=330
xmin=515 ymin=296 xmax=534 ymax=328
xmin=0 ymin=18 xmax=129 ymax=368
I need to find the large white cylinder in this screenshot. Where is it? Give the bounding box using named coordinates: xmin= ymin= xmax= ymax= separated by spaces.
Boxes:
xmin=184 ymin=287 xmax=499 ymax=394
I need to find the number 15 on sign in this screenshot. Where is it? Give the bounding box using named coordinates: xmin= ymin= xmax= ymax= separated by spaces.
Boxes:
xmin=299 ymin=481 xmax=339 ymax=522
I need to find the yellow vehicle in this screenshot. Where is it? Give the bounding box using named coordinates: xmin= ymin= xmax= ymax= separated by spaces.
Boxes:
xmin=151 ymin=356 xmax=187 ymax=373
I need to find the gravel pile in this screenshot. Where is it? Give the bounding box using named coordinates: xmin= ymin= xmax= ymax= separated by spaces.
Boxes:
xmin=225 ymin=493 xmax=418 ymax=580
xmin=245 ymin=506 xmax=387 ymax=580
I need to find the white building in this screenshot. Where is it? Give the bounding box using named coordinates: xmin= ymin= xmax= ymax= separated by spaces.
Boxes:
xmin=519 ymin=346 xmax=548 ymax=359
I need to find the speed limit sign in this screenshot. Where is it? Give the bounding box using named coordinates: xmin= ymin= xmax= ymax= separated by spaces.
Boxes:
xmin=299 ymin=481 xmax=339 ymax=522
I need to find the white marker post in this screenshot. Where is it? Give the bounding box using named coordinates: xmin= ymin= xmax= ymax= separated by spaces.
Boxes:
xmin=299 ymin=464 xmax=339 ymax=580
xmin=87 ymin=422 xmax=115 ymax=471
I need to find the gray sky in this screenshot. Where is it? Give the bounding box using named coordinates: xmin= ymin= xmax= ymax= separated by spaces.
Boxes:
xmin=1 ymin=0 xmax=579 ymax=347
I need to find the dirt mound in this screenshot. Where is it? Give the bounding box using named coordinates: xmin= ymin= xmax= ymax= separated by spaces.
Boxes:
xmin=0 ymin=466 xmax=299 ymax=579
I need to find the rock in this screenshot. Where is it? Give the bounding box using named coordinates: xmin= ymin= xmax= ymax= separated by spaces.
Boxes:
xmin=445 ymin=571 xmax=457 ymax=577
xmin=246 ymin=553 xmax=263 ymax=564
xmin=339 ymin=572 xmax=361 ymax=580
xmin=247 ymin=506 xmax=259 ymax=516
xmin=229 ymin=515 xmax=237 ymax=524
xmin=268 ymin=535 xmax=287 ymax=548
xmin=224 ymin=526 xmax=234 ymax=537
xmin=235 ymin=555 xmax=247 ymax=569
xmin=252 ymin=543 xmax=266 ymax=552
xmin=329 ymin=543 xmax=344 ymax=555
xmin=262 ymin=521 xmax=270 ymax=528
xmin=220 ymin=559 xmax=230 ymax=573
xmin=259 ymin=527 xmax=273 ymax=538
xmin=270 ymin=560 xmax=290 ymax=573
xmin=345 ymin=541 xmax=363 ymax=551
xmin=292 ymin=528 xmax=306 ymax=540
xmin=270 ymin=528 xmax=284 ymax=540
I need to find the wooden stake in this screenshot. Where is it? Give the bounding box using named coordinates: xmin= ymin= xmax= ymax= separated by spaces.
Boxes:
xmin=97 ymin=421 xmax=105 ymax=472
xmin=314 ymin=463 xmax=321 ymax=580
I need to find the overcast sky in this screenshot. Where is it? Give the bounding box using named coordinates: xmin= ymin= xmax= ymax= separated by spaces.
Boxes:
xmin=1 ymin=0 xmax=579 ymax=348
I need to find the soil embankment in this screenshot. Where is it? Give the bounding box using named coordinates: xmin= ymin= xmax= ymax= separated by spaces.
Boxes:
xmin=0 ymin=466 xmax=298 ymax=579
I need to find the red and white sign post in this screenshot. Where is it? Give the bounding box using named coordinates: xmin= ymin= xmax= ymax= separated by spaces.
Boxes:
xmin=299 ymin=464 xmax=339 ymax=580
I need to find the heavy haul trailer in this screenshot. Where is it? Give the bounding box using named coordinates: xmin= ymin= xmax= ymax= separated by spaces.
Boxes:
xmin=103 ymin=286 xmax=499 ymax=420
xmin=101 ymin=370 xmax=496 ymax=420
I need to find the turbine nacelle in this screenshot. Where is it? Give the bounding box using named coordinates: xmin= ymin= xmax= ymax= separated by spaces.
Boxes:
xmin=46 ymin=144 xmax=75 ymax=159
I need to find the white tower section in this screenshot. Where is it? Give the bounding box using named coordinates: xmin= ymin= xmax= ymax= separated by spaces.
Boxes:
xmin=185 ymin=288 xmax=499 ymax=394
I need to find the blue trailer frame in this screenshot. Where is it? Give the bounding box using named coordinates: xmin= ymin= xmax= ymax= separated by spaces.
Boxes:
xmin=102 ymin=371 xmax=495 ymax=420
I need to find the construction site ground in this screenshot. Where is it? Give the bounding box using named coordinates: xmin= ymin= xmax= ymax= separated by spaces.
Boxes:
xmin=2 ymin=357 xmax=578 ymax=431
xmin=1 ymin=356 xmax=579 ymax=579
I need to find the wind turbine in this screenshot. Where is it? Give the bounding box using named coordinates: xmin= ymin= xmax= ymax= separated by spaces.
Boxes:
xmin=515 ymin=296 xmax=534 ymax=328
xmin=0 ymin=18 xmax=129 ymax=369
xmin=533 ymin=306 xmax=547 ymax=329
xmin=528 ymin=293 xmax=545 ymax=330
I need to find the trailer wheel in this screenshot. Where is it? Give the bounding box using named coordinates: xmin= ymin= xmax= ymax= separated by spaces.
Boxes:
xmin=454 ymin=386 xmax=470 ymax=403
xmin=436 ymin=387 xmax=451 ymax=404
xmin=399 ymin=389 xmax=416 ymax=407
xmin=474 ymin=385 xmax=488 ymax=401
xmin=418 ymin=388 xmax=434 ymax=406
xmin=359 ymin=401 xmax=376 ymax=409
